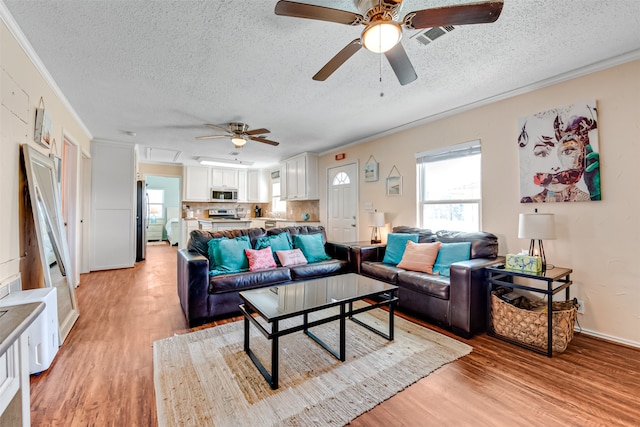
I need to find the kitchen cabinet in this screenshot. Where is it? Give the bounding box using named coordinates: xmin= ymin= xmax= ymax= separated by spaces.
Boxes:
xmin=183 ymin=166 xmax=210 ymax=202
xmin=247 ymin=169 xmax=269 ymax=202
xmin=277 ymin=221 xmax=322 ymax=227
xmin=211 ymin=168 xmax=238 ymax=188
xmin=180 ymin=219 xmax=200 ymax=249
xmin=237 ymin=170 xmax=248 ymax=202
xmin=281 ymin=152 xmax=318 ymax=200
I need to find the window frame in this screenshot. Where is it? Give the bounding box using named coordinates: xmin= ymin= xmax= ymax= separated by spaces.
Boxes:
xmin=147 ymin=188 xmax=165 ymax=220
xmin=416 ymin=140 xmax=482 ymax=232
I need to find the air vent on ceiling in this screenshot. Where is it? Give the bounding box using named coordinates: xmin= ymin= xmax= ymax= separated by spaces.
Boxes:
xmin=412 ymin=25 xmax=455 ymax=46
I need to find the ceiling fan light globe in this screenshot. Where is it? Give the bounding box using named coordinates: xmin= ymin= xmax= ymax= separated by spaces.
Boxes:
xmin=231 ymin=136 xmax=246 ymax=147
xmin=362 ymin=21 xmax=402 ymax=53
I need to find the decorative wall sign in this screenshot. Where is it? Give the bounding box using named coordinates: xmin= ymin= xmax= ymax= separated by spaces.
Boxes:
xmin=364 ymin=155 xmax=379 ymax=182
xmin=517 ymin=100 xmax=600 ymax=203
xmin=386 ymin=165 xmax=402 ymax=196
xmin=34 ymin=97 xmax=53 ymax=149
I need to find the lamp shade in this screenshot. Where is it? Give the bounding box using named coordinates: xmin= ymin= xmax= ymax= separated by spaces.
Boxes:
xmin=372 ymin=211 xmax=385 ymax=227
xmin=361 ymin=21 xmax=402 ymax=53
xmin=518 ymin=213 xmax=556 ymax=240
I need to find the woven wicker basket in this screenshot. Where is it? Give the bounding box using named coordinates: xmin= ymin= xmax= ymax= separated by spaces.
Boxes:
xmin=490 ymin=292 xmax=577 ymax=353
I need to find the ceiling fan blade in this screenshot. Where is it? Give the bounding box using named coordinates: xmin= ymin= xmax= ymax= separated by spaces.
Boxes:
xmin=404 ymin=1 xmax=504 ymax=29
xmin=249 ymin=136 xmax=280 ymax=146
xmin=313 ymin=39 xmax=363 ymax=81
xmin=275 ymin=1 xmax=364 ymax=25
xmin=195 ymin=135 xmax=227 ymax=140
xmin=384 ymin=43 xmax=417 ymax=86
xmin=245 ymin=128 xmax=271 ymax=136
xmin=204 ymin=123 xmax=231 ymax=133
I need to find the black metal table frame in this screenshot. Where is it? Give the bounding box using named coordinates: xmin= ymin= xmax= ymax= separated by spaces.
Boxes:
xmin=485 ymin=266 xmax=572 ymax=357
xmin=239 ymin=290 xmax=397 ymax=390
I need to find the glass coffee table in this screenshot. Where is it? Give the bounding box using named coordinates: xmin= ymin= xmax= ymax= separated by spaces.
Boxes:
xmin=239 ymin=273 xmax=398 ymax=389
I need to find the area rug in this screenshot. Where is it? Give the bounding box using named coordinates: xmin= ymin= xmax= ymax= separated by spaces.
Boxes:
xmin=154 ymin=308 xmax=471 ymax=427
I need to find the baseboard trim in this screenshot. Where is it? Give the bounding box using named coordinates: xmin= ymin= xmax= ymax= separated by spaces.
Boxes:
xmin=575 ymin=326 xmax=640 ymax=349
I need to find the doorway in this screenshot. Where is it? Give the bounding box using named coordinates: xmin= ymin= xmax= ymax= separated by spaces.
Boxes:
xmin=62 ymin=134 xmax=79 ymax=286
xmin=143 ymin=175 xmax=181 ymax=254
xmin=326 ymin=163 xmax=358 ymax=243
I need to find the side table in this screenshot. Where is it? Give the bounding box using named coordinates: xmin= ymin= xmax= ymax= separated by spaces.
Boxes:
xmin=485 ymin=265 xmax=573 ymax=357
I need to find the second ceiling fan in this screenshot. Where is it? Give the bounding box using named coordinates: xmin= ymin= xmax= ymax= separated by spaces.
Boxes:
xmin=275 ymin=0 xmax=504 ymax=85
xmin=196 ymin=122 xmax=280 ymax=148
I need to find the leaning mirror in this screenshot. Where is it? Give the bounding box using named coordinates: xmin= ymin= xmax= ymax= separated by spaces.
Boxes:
xmin=22 ymin=144 xmax=79 ymax=343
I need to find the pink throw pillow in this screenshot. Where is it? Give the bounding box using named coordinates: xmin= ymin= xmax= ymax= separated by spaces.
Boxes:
xmin=275 ymin=249 xmax=308 ymax=267
xmin=396 ymin=241 xmax=442 ymax=274
xmin=245 ymin=247 xmax=277 ymax=271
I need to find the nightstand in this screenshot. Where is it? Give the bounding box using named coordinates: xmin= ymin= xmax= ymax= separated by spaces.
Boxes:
xmin=146 ymin=223 xmax=164 ymax=241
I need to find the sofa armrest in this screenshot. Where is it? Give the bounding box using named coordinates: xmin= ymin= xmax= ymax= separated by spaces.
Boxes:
xmin=448 ymin=256 xmax=504 ymax=338
xmin=348 ymin=245 xmax=385 ymax=274
xmin=177 ymin=249 xmax=210 ymax=327
xmin=324 ymin=241 xmax=350 ymax=262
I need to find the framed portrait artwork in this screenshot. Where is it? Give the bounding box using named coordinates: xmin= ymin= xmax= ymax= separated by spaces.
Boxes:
xmin=517 ymin=100 xmax=600 ymax=203
xmin=364 ymin=156 xmax=379 ymax=182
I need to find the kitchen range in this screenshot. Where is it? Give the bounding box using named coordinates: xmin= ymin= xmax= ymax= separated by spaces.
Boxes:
xmin=198 ymin=208 xmax=250 ymax=231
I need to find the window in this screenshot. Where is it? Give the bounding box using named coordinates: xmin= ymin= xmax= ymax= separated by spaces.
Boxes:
xmin=271 ymin=179 xmax=287 ymax=213
xmin=332 ymin=172 xmax=350 ymax=186
xmin=416 ymin=140 xmax=481 ymax=232
xmin=147 ymin=188 xmax=165 ymax=221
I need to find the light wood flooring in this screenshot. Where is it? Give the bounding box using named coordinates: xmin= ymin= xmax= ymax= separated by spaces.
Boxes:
xmin=30 ymin=243 xmax=640 ymax=426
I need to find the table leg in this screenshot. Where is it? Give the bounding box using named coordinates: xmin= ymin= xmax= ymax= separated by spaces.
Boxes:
xmin=271 ymin=321 xmax=279 ymax=390
xmin=547 ymin=294 xmax=553 ymax=357
xmin=339 ymin=304 xmax=346 ymax=361
xmin=244 ymin=313 xmax=250 ymax=353
xmin=388 ymin=291 xmax=395 ymax=341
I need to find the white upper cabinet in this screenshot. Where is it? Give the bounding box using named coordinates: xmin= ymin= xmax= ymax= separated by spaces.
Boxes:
xmin=237 ymin=170 xmax=248 ymax=202
xmin=247 ymin=169 xmax=269 ymax=203
xmin=281 ymin=152 xmax=318 ymax=200
xmin=210 ymin=168 xmax=238 ymax=188
xmin=183 ymin=166 xmax=210 ymax=201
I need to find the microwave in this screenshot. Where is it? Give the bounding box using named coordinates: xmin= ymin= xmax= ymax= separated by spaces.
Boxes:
xmin=211 ymin=188 xmax=238 ymax=202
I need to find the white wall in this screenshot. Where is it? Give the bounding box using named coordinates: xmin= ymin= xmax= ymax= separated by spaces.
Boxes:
xmin=1 ymin=16 xmax=91 ymax=292
xmin=319 ymin=59 xmax=640 ymax=346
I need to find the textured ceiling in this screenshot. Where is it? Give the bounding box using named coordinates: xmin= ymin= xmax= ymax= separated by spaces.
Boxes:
xmin=3 ymin=0 xmax=640 ymax=168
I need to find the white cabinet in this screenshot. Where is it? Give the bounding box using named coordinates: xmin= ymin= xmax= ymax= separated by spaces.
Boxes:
xmin=281 ymin=153 xmax=318 ymax=200
xmin=180 ymin=219 xmax=200 ymax=249
xmin=91 ymin=141 xmax=136 ymax=269
xmin=237 ymin=170 xmax=248 ymax=202
xmin=183 ymin=166 xmax=210 ymax=201
xmin=146 ymin=223 xmax=164 ymax=241
xmin=210 ymin=168 xmax=238 ymax=188
xmin=247 ymin=169 xmax=269 ymax=202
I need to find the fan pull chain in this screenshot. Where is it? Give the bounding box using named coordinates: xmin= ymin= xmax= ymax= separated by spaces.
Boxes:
xmin=379 ymin=53 xmax=384 ymax=97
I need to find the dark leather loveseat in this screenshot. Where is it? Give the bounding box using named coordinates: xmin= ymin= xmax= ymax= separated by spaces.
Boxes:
xmin=354 ymin=226 xmax=500 ymax=338
xmin=177 ymin=225 xmax=350 ymax=327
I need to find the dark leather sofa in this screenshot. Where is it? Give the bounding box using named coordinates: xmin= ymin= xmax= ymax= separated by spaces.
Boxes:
xmin=354 ymin=226 xmax=500 ymax=338
xmin=177 ymin=225 xmax=350 ymax=327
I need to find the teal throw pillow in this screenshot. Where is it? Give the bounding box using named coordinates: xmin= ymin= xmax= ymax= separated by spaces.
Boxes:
xmin=219 ymin=236 xmax=251 ymax=272
xmin=255 ymin=232 xmax=293 ymax=265
xmin=433 ymin=242 xmax=472 ymax=277
xmin=207 ymin=237 xmax=228 ymax=269
xmin=382 ymin=233 xmax=419 ymax=265
xmin=292 ymin=233 xmax=331 ymax=263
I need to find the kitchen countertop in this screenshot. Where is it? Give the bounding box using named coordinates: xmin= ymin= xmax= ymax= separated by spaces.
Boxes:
xmin=197 ymin=218 xmax=251 ymax=223
xmin=0 ymin=301 xmax=44 ymax=354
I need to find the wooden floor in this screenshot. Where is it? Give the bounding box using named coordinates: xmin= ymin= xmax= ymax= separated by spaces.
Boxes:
xmin=30 ymin=244 xmax=640 ymax=426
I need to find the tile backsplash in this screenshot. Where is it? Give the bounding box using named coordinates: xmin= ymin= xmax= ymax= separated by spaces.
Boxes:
xmin=182 ymin=200 xmax=320 ymax=222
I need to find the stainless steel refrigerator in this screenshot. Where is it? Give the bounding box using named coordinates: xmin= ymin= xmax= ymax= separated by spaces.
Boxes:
xmin=136 ymin=180 xmax=148 ymax=261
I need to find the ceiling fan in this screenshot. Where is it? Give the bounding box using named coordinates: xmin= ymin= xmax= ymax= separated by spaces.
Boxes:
xmin=274 ymin=0 xmax=504 ymax=85
xmin=195 ymin=122 xmax=280 ymax=148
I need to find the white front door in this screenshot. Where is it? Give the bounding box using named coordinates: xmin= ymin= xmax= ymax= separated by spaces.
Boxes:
xmin=327 ymin=163 xmax=358 ymax=242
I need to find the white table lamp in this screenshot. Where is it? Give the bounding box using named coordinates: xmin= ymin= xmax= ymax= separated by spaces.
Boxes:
xmin=518 ymin=211 xmax=556 ymax=269
xmin=370 ymin=211 xmax=385 ymax=244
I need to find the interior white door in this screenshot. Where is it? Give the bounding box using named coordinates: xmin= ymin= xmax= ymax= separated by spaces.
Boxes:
xmin=62 ymin=136 xmax=79 ymax=286
xmin=327 ymin=163 xmax=358 ymax=243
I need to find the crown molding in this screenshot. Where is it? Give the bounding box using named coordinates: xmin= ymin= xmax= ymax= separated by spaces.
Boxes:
xmin=322 ymin=48 xmax=640 ymax=156
xmin=0 ymin=1 xmax=93 ymax=140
